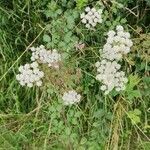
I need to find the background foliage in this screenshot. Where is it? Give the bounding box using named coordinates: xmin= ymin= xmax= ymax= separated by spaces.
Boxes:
xmin=0 ymin=0 xmax=150 ymax=149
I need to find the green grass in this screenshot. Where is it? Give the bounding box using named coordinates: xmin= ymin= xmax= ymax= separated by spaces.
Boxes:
xmin=0 ymin=0 xmax=150 ymax=149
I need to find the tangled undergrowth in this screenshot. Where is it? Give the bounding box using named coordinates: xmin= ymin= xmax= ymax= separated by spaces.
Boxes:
xmin=0 ymin=0 xmax=150 ymax=149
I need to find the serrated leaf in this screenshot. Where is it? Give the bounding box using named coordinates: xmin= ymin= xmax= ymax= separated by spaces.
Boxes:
xmin=127 ymin=90 xmax=141 ymax=100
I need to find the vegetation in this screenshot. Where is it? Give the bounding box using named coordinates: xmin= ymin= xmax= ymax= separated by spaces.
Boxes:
xmin=0 ymin=0 xmax=150 ymax=149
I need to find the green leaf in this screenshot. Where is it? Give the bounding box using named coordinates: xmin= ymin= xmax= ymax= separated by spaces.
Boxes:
xmin=128 ymin=109 xmax=141 ymax=125
xmin=72 ymin=10 xmax=79 ymax=19
xmin=127 ymin=90 xmax=141 ymax=100
xmin=134 ymin=109 xmax=141 ymax=115
xmin=76 ymin=0 xmax=88 ymax=9
xmin=126 ymin=75 xmax=141 ymax=92
xmin=56 ymin=9 xmax=63 ymax=15
xmin=43 ymin=34 xmax=51 ymax=42
xmin=106 ymin=21 xmax=112 ymax=27
xmin=125 ymin=75 xmax=141 ymax=101
xmin=120 ymin=18 xmax=127 ymax=24
xmin=131 ymin=116 xmax=140 ymax=125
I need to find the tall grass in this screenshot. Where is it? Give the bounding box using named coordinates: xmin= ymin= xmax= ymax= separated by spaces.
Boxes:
xmin=0 ymin=0 xmax=150 ymax=149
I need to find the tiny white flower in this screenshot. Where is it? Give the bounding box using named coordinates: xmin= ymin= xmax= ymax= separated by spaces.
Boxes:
xmin=85 ymin=23 xmax=91 ymax=29
xmin=89 ymin=18 xmax=93 ymax=24
xmin=124 ymin=47 xmax=130 ymax=54
xmin=27 ymin=83 xmax=33 ymax=88
xmin=123 ymin=77 xmax=128 ymax=83
xmin=127 ymin=40 xmax=133 ymax=47
xmin=117 ymin=31 xmax=124 ymax=37
xmin=101 ymin=59 xmax=107 ymax=65
xmin=107 ymin=30 xmax=116 ymax=37
xmin=91 ymin=8 xmax=96 ymax=12
xmin=91 ymin=22 xmax=96 ymax=27
xmin=116 ymin=25 xmax=124 ymax=31
xmin=34 ymin=54 xmax=39 ymax=59
xmin=107 ymin=37 xmax=114 ymax=44
xmin=81 ymin=18 xmax=87 ymax=24
xmin=116 ymin=53 xmax=122 ymax=60
xmin=116 ymin=87 xmax=121 ymax=92
xmin=20 ymin=81 xmax=26 ymax=86
xmin=114 ymin=36 xmax=120 ymax=42
xmin=94 ymin=18 xmax=98 ymax=23
xmin=38 ymin=71 xmax=44 ymax=78
xmin=29 ymin=77 xmax=35 ymax=83
xmin=94 ymin=12 xmax=99 ymax=18
xmin=39 ymin=45 xmax=45 ymax=49
xmin=88 ymin=11 xmax=93 ymax=16
xmin=18 ymin=66 xmax=24 ymax=72
xmin=33 ymin=68 xmax=40 ymax=74
xmin=36 ymin=80 xmax=42 ymax=87
xmin=34 ymin=76 xmax=40 ymax=81
xmin=31 ymin=62 xmax=38 ymax=68
xmin=85 ymin=7 xmax=91 ymax=12
xmin=98 ymin=18 xmax=103 ymax=23
xmin=101 ymin=85 xmax=107 ymax=91
xmin=26 ymin=69 xmax=32 ymax=75
xmin=31 ymin=56 xmax=35 ymax=61
xmin=30 ymin=47 xmax=36 ymax=52
xmin=124 ymin=32 xmax=130 ymax=38
xmin=85 ymin=15 xmax=90 ymax=20
xmin=80 ymin=13 xmax=85 ymax=18
xmin=95 ymin=61 xmax=100 ymax=68
xmin=16 ymin=74 xmax=21 ymax=81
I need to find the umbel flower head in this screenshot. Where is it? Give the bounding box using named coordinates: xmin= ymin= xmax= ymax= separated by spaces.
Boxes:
xmin=101 ymin=25 xmax=133 ymax=61
xmin=30 ymin=45 xmax=61 ymax=69
xmin=62 ymin=90 xmax=81 ymax=105
xmin=95 ymin=59 xmax=128 ymax=95
xmin=16 ymin=62 xmax=44 ymax=87
xmin=80 ymin=7 xmax=103 ymax=29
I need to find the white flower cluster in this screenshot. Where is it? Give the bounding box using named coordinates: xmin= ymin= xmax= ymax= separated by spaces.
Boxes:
xmin=81 ymin=7 xmax=103 ymax=29
xmin=95 ymin=60 xmax=128 ymax=95
xmin=95 ymin=26 xmax=133 ymax=94
xmin=101 ymin=25 xmax=133 ymax=61
xmin=30 ymin=45 xmax=61 ymax=69
xmin=16 ymin=62 xmax=44 ymax=87
xmin=62 ymin=90 xmax=81 ymax=105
